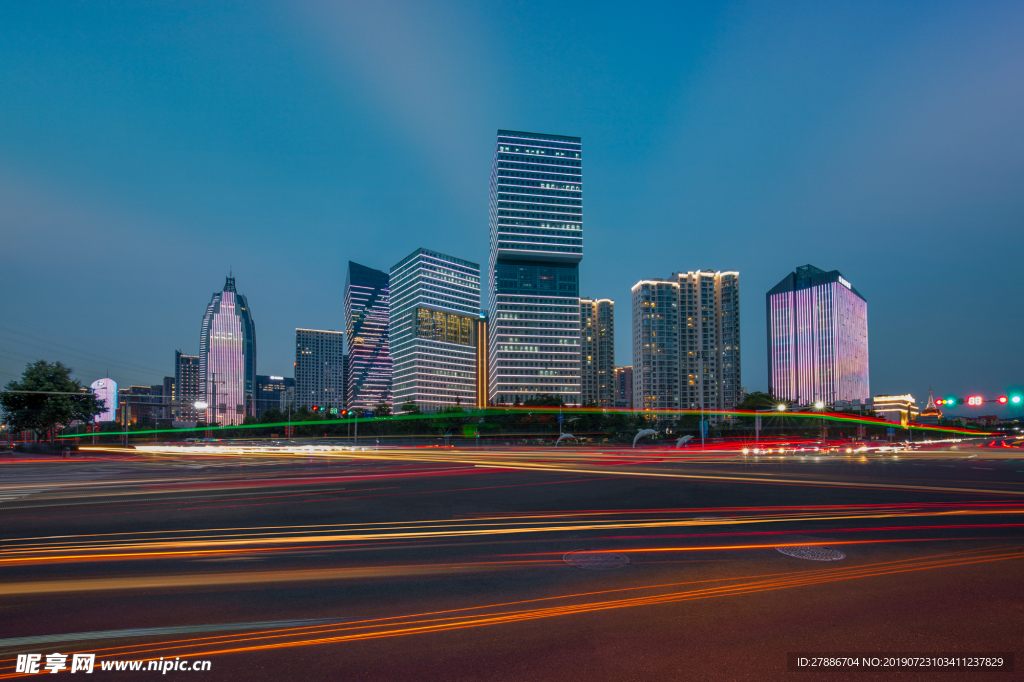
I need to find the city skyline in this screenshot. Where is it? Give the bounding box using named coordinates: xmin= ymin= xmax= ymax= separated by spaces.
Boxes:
xmin=2 ymin=2 xmax=1022 ymax=413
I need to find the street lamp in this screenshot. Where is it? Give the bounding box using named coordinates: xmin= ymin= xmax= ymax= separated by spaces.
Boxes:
xmin=776 ymin=404 xmax=786 ymax=412
xmin=814 ymin=401 xmax=824 ymax=410
xmin=193 ymin=401 xmax=209 ymax=410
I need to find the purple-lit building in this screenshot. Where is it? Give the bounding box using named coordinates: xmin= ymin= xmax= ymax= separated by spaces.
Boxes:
xmin=766 ymin=264 xmax=868 ymax=406
xmin=199 ymin=275 xmax=257 ymax=426
xmin=89 ymin=378 xmax=118 ymax=422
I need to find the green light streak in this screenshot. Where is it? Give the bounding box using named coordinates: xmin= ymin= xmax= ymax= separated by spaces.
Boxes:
xmin=56 ymin=406 xmax=987 ymax=439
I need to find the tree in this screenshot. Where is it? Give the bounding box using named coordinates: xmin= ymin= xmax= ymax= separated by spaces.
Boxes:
xmin=398 ymin=401 xmax=421 ymax=415
xmin=374 ymin=402 xmax=392 ymax=418
xmin=735 ymin=391 xmax=782 ymax=411
xmin=0 ymin=361 xmax=106 ymax=442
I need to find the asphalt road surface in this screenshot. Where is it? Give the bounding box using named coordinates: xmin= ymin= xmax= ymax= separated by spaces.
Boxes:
xmin=1 ymin=444 xmax=1022 ymax=680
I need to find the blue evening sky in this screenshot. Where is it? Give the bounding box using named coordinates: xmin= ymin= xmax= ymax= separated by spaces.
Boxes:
xmin=1 ymin=1 xmax=1022 ymax=412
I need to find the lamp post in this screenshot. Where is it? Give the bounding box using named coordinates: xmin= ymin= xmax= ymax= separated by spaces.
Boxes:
xmin=814 ymin=401 xmax=825 ymax=442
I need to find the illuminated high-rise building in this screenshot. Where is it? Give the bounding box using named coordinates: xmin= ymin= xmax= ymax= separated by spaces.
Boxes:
xmin=487 ymin=130 xmax=583 ymax=405
xmin=631 ymin=271 xmax=741 ymax=424
xmin=199 ymin=275 xmax=257 ymax=426
xmin=390 ymin=249 xmax=480 ymax=411
xmin=295 ymin=329 xmax=345 ymax=411
xmin=766 ymin=264 xmax=869 ymax=406
xmin=345 ymin=261 xmax=391 ymax=411
xmin=89 ymin=378 xmax=118 ymax=422
xmin=174 ymin=351 xmax=200 ymax=422
xmin=580 ymin=298 xmax=614 ymax=407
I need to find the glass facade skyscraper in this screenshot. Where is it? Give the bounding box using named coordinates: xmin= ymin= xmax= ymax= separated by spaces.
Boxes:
xmin=767 ymin=264 xmax=869 ymax=406
xmin=390 ymin=248 xmax=480 ymax=411
xmin=487 ymin=130 xmax=583 ymax=405
xmin=295 ymin=328 xmax=345 ymax=411
xmin=199 ymin=275 xmax=257 ymax=426
xmin=345 ymin=261 xmax=391 ymax=411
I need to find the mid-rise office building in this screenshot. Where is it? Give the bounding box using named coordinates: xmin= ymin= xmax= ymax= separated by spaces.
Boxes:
xmin=767 ymin=264 xmax=869 ymax=406
xmin=487 ymin=130 xmax=583 ymax=405
xmin=119 ymin=385 xmax=164 ymax=426
xmin=174 ymin=351 xmax=201 ymax=422
xmin=580 ymin=298 xmax=615 ymax=407
xmin=199 ymin=275 xmax=257 ymax=426
xmin=255 ymin=375 xmax=295 ymax=416
xmin=390 ymin=249 xmax=481 ymax=411
xmin=345 ymin=262 xmax=391 ymax=411
xmin=295 ymin=329 xmax=345 ymax=411
xmin=614 ymin=366 xmax=633 ymax=409
xmin=632 ymin=271 xmax=741 ymax=424
xmin=89 ymin=378 xmax=118 ymax=422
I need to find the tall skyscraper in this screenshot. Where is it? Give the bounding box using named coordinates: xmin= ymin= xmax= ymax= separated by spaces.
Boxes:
xmin=580 ymin=298 xmax=615 ymax=407
xmin=199 ymin=275 xmax=257 ymax=426
xmin=632 ymin=271 xmax=741 ymax=424
xmin=613 ymin=366 xmax=633 ymax=409
xmin=294 ymin=329 xmax=345 ymax=411
xmin=174 ymin=351 xmax=200 ymax=422
xmin=345 ymin=261 xmax=391 ymax=411
xmin=390 ymin=248 xmax=481 ymax=411
xmin=766 ymin=264 xmax=869 ymax=406
xmin=487 ymin=130 xmax=583 ymax=405
xmin=255 ymin=375 xmax=295 ymax=416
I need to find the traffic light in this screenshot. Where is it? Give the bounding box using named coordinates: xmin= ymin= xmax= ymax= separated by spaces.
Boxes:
xmin=329 ymin=407 xmax=338 ymax=415
xmin=1012 ymin=395 xmax=1023 ymax=405
xmin=967 ymin=395 xmax=983 ymax=406
xmin=998 ymin=396 xmax=1008 ymax=404
xmin=311 ymin=405 xmax=319 ymax=412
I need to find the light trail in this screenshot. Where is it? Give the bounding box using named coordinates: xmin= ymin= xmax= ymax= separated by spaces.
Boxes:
xmin=2 ymin=503 xmax=1021 ymax=566
xmin=2 ymin=545 xmax=1017 ymax=672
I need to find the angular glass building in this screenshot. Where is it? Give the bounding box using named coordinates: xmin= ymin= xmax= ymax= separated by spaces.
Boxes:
xmin=487 ymin=130 xmax=583 ymax=405
xmin=199 ymin=275 xmax=257 ymax=426
xmin=766 ymin=264 xmax=869 ymax=406
xmin=345 ymin=261 xmax=391 ymax=411
xmin=390 ymin=248 xmax=481 ymax=411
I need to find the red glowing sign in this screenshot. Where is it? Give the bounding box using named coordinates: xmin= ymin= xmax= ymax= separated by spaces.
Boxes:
xmin=967 ymin=396 xmax=983 ymax=406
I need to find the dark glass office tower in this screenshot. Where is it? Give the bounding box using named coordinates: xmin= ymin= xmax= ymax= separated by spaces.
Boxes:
xmin=345 ymin=261 xmax=392 ymax=411
xmin=487 ymin=130 xmax=583 ymax=405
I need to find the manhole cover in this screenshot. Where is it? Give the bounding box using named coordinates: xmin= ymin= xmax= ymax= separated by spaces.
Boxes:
xmin=776 ymin=544 xmax=846 ymax=561
xmin=563 ymin=550 xmax=629 ymax=570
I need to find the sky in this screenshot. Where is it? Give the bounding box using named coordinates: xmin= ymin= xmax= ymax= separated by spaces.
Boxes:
xmin=1 ymin=0 xmax=1022 ymax=414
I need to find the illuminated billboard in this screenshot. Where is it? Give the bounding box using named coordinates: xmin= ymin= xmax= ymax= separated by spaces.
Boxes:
xmin=90 ymin=378 xmax=118 ymax=422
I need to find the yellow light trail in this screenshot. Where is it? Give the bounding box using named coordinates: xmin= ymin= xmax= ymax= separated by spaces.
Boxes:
xmin=2 ymin=545 xmax=1016 ymax=672
xmin=1 ymin=504 xmax=1020 ymax=566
